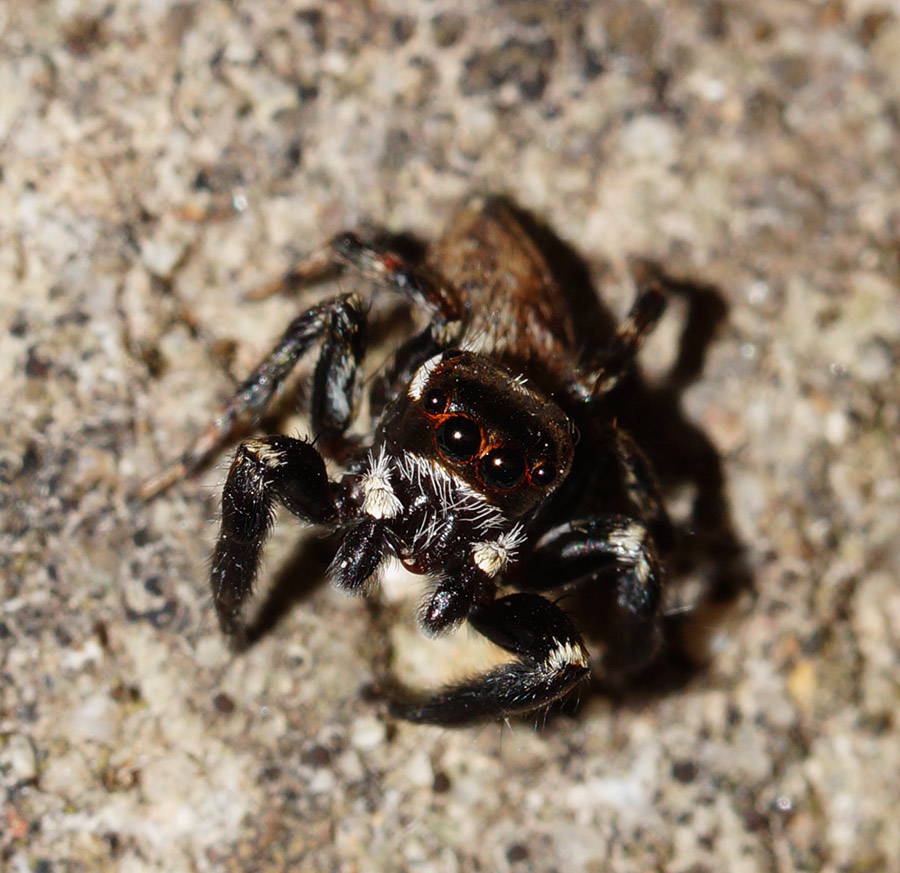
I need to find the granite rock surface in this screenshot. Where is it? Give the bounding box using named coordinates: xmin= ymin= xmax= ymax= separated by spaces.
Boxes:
xmin=2 ymin=1 xmax=899 ymax=871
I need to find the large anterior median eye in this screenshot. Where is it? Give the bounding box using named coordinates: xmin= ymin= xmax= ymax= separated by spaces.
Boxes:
xmin=436 ymin=416 xmax=481 ymax=461
xmin=479 ymin=447 xmax=526 ymax=489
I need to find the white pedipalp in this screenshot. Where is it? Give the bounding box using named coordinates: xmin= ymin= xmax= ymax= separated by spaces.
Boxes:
xmin=471 ymin=524 xmax=527 ymax=577
xmin=361 ymin=448 xmax=403 ymax=519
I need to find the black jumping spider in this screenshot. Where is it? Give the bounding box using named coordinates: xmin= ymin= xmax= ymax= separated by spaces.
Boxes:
xmin=141 ymin=197 xmax=674 ymax=726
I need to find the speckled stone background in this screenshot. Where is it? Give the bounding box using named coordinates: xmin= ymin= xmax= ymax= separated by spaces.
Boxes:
xmin=3 ymin=1 xmax=899 ymax=871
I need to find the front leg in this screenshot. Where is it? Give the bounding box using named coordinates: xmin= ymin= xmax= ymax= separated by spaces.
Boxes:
xmin=137 ymin=294 xmax=366 ymax=499
xmin=252 ymin=231 xmax=461 ymax=328
xmin=210 ymin=435 xmax=336 ymax=646
xmin=388 ymin=593 xmax=590 ymax=726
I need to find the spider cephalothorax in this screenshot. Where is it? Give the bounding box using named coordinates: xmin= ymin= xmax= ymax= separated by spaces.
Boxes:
xmin=385 ymin=348 xmax=574 ymax=517
xmin=140 ymin=197 xmax=671 ymax=725
xmin=335 ymin=348 xmax=574 ymax=635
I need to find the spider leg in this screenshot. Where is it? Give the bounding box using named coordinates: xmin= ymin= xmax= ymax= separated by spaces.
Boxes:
xmin=604 ymin=424 xmax=676 ymax=549
xmin=210 ymin=435 xmax=336 ymax=645
xmin=370 ymin=326 xmax=447 ymax=419
xmin=250 ymin=231 xmax=461 ymax=328
xmin=137 ymin=294 xmax=366 ymax=499
xmin=329 ymin=517 xmax=390 ymax=596
xmin=310 ymin=294 xmax=367 ymax=437
xmin=524 ymin=515 xmax=663 ymax=673
xmin=573 ymin=280 xmax=666 ymax=401
xmin=388 ymin=592 xmax=590 ymax=726
xmin=330 ymin=232 xmax=461 ymax=326
xmin=417 ymin=562 xmax=485 ymax=636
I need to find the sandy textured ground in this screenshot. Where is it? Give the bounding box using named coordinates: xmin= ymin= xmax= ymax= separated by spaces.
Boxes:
xmin=2 ymin=1 xmax=900 ymax=871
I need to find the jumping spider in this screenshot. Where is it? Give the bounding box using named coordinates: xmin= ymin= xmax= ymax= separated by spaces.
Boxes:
xmin=140 ymin=197 xmax=674 ymax=726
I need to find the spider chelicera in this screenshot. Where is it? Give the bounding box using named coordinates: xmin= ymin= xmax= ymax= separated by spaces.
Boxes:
xmin=140 ymin=196 xmax=674 ymax=726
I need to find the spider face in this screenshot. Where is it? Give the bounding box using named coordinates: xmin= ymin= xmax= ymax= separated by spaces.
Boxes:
xmin=144 ymin=196 xmax=672 ymax=726
xmin=385 ymin=349 xmax=574 ymax=518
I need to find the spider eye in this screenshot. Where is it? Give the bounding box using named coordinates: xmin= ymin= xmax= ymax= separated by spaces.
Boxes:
xmin=423 ymin=388 xmax=448 ymax=414
xmin=437 ymin=417 xmax=481 ymax=462
xmin=531 ymin=462 xmax=557 ymax=487
xmin=479 ymin=447 xmax=526 ymax=490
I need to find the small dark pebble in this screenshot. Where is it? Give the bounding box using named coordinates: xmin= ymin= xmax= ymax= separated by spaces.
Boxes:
xmin=213 ymin=693 xmax=236 ymax=715
xmin=19 ymin=443 xmax=40 ymax=477
xmin=672 ymin=759 xmax=698 ymax=783
xmin=294 ymin=9 xmax=325 ymax=48
xmin=104 ymin=831 xmax=122 ymax=857
xmin=143 ymin=576 xmax=164 ymax=597
xmin=506 ymin=843 xmax=529 ymax=863
xmin=301 ymin=744 xmax=332 ymax=767
xmin=391 ymin=15 xmax=415 ymax=44
xmin=431 ymin=12 xmax=465 ymax=47
xmin=583 ymin=46 xmax=606 ymax=80
xmin=432 ymin=771 xmax=451 ymax=793
xmin=743 ymin=808 xmax=769 ymax=833
xmin=860 ymin=11 xmax=892 ymax=46
xmin=285 ymin=140 xmax=303 ymax=168
xmin=93 ymin=620 xmax=110 ymax=649
xmin=25 ymin=347 xmax=52 ymax=378
xmin=192 ymin=170 xmax=212 ymax=190
xmin=260 ymin=765 xmax=282 ymax=782
xmin=9 ymin=313 xmax=29 ymax=337
xmin=110 ymin=683 xmax=142 ymax=704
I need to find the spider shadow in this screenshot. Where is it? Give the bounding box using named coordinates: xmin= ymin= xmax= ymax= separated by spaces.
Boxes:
xmin=240 ymin=532 xmax=339 ymax=648
xmin=610 ymin=266 xmax=752 ymax=703
xmin=499 ymin=199 xmax=752 ymax=713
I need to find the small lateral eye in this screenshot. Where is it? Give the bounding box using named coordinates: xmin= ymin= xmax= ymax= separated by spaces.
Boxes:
xmin=437 ymin=416 xmax=481 ymax=462
xmin=479 ymin=447 xmax=526 ymax=490
xmin=423 ymin=388 xmax=448 ymax=414
xmin=531 ymin=462 xmax=557 ymax=488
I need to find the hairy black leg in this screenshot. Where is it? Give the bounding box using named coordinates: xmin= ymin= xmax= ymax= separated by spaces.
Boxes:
xmin=388 ymin=593 xmax=590 ymax=726
xmin=605 ymin=424 xmax=675 ymax=549
xmin=417 ymin=563 xmax=485 ymax=637
xmin=370 ymin=327 xmax=446 ymax=419
xmin=210 ymin=436 xmax=335 ymax=645
xmin=246 ymin=243 xmax=342 ymax=300
xmin=250 ymin=231 xmax=462 ymax=327
xmin=572 ymin=282 xmax=666 ymax=402
xmin=138 ymin=294 xmax=365 ymax=498
xmin=310 ymin=296 xmax=367 ymax=436
xmin=329 ymin=517 xmax=389 ymax=595
xmin=525 ymin=515 xmax=663 ymax=671
xmin=331 ymin=233 xmax=461 ymax=327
